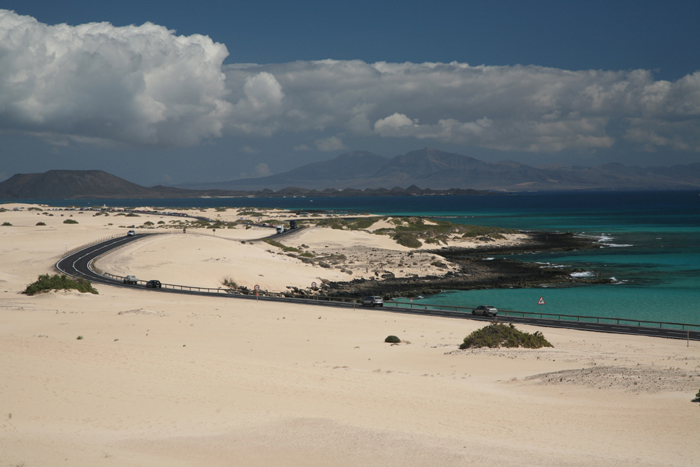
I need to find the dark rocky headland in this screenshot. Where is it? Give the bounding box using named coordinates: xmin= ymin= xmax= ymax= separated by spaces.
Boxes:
xmin=302 ymin=232 xmax=610 ymax=300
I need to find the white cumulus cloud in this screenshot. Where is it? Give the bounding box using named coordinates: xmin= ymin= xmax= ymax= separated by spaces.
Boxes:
xmin=0 ymin=9 xmax=231 ymax=147
xmin=2 ymin=10 xmax=700 ymax=157
xmin=223 ymin=61 xmax=700 ymax=154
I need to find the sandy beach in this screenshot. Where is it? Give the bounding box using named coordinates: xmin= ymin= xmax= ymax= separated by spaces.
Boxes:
xmin=1 ymin=203 xmax=699 ymax=466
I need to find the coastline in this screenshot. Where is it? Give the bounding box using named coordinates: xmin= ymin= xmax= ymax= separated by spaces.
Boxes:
xmin=1 ymin=202 xmax=699 ymax=466
xmin=317 ymin=232 xmax=611 ymax=300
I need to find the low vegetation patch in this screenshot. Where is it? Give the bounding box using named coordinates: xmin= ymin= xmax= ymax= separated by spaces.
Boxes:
xmin=36 ymin=222 xmax=46 ymax=226
xmin=190 ymin=219 xmax=213 ymax=228
xmin=385 ymin=335 xmax=401 ymax=343
xmin=392 ymin=232 xmax=422 ymax=248
xmin=263 ymin=238 xmax=301 ymax=253
xmin=222 ymin=277 xmax=250 ymax=294
xmin=310 ymin=217 xmax=378 ymax=230
xmin=63 ymin=219 xmax=79 ymax=224
xmin=222 ymin=277 xmax=238 ymax=290
xmin=2 ymin=222 xmax=12 ymax=226
xmin=460 ymin=323 xmax=553 ymax=349
xmin=375 ymin=217 xmax=517 ymax=246
xmin=209 ymin=220 xmax=239 ymax=229
xmin=23 ymin=274 xmax=98 ymax=296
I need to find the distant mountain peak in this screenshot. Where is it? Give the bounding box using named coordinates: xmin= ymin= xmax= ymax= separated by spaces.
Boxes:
xmin=0 ymin=169 xmax=194 ymax=199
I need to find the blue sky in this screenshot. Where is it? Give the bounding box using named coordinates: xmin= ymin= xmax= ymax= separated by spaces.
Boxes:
xmin=1 ymin=0 xmax=699 ymax=186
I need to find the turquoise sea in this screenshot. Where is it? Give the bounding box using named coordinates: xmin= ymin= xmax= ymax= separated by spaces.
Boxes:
xmin=6 ymin=191 xmax=699 ymax=325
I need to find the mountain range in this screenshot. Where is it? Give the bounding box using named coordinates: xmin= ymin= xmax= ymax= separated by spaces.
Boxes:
xmin=181 ymin=148 xmax=700 ymax=192
xmin=1 ymin=148 xmax=699 ymax=199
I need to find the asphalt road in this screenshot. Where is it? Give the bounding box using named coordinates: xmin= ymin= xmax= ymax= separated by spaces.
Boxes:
xmin=56 ymin=234 xmax=700 ymax=342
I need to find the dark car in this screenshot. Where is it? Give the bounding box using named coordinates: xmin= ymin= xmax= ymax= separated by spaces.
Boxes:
xmin=472 ymin=305 xmax=498 ymax=316
xmin=146 ymin=280 xmax=162 ymax=289
xmin=361 ymin=296 xmax=384 ymax=307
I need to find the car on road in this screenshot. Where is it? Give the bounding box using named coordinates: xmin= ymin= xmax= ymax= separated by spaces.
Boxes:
xmin=146 ymin=280 xmax=162 ymax=289
xmin=361 ymin=296 xmax=384 ymax=307
xmin=472 ymin=305 xmax=498 ymax=316
xmin=127 ymin=230 xmax=136 ymax=236
xmin=123 ymin=275 xmax=138 ymax=285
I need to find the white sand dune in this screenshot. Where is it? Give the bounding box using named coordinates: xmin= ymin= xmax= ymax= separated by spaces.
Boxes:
xmin=1 ymin=204 xmax=699 ymax=466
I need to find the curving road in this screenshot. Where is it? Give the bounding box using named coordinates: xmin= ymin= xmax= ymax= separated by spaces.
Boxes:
xmin=56 ymin=234 xmax=700 ymax=342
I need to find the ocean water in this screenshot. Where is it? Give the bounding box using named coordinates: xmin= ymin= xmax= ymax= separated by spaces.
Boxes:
xmin=6 ymin=191 xmax=699 ymax=325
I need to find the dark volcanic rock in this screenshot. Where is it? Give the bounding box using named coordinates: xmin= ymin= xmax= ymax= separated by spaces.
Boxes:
xmin=315 ymin=232 xmax=609 ymax=300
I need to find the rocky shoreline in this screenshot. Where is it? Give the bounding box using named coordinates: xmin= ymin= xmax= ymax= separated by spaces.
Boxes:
xmin=306 ymin=232 xmax=610 ymax=300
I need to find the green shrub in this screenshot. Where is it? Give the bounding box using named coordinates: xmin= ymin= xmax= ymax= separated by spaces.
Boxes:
xmin=36 ymin=222 xmax=46 ymax=226
xmin=63 ymin=219 xmax=79 ymax=224
xmin=221 ymin=277 xmax=238 ymax=292
xmin=23 ymin=274 xmax=98 ymax=295
xmin=460 ymin=323 xmax=553 ymax=349
xmin=693 ymin=389 xmax=700 ymax=403
xmin=385 ymin=335 xmax=401 ymax=343
xmin=392 ymin=232 xmax=422 ymax=248
xmin=2 ymin=222 xmax=12 ymax=226
xmin=125 ymin=213 xmax=140 ymax=217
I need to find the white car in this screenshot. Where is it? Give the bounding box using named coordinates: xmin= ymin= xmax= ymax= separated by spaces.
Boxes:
xmin=127 ymin=230 xmax=136 ymax=236
xmin=362 ymin=296 xmax=384 ymax=307
xmin=472 ymin=305 xmax=498 ymax=316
